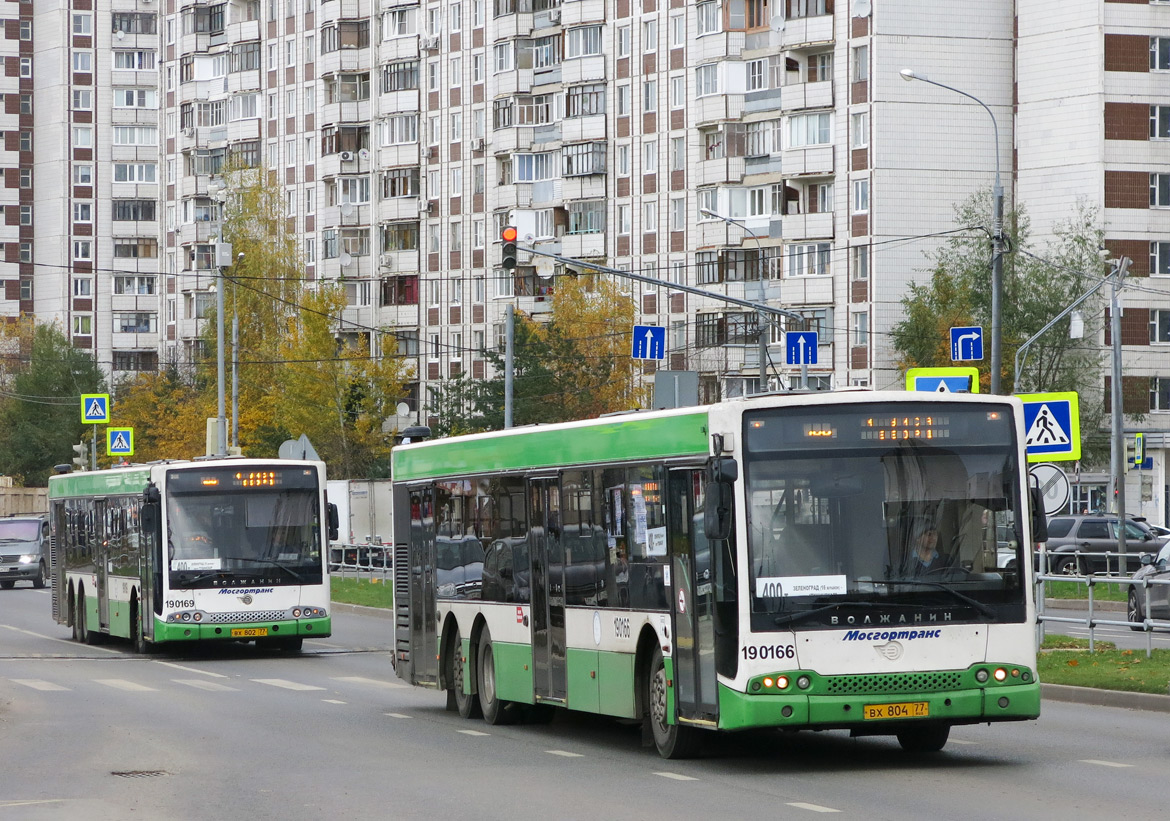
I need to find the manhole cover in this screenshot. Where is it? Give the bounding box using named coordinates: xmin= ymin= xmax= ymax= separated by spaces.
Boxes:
xmin=111 ymin=770 xmax=170 ymax=779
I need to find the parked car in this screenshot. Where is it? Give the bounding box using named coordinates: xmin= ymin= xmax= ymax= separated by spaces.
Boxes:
xmin=1127 ymin=542 xmax=1170 ymax=630
xmin=1039 ymin=514 xmax=1169 ymax=575
xmin=0 ymin=514 xmax=49 ymax=589
xmin=1146 ymin=523 xmax=1170 ymax=540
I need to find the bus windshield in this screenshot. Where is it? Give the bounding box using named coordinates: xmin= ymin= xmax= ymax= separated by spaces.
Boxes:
xmin=165 ymin=466 xmax=323 ymax=589
xmin=743 ymin=403 xmax=1025 ymax=631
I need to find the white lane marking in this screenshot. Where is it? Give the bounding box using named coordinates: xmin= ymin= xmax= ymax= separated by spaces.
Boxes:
xmin=0 ymin=800 xmax=67 ymax=808
xmin=252 ymin=678 xmax=327 ymax=691
xmin=1079 ymin=759 xmax=1133 ymax=768
xmin=94 ymin=679 xmax=157 ymax=692
xmin=653 ymin=772 xmax=697 ymax=781
xmin=155 ymin=661 xmax=228 ymax=678
xmin=458 ymin=730 xmax=490 ymax=737
xmin=331 ymin=675 xmax=407 ymax=688
xmin=10 ymin=679 xmax=69 ymax=691
xmin=384 ymin=712 xmax=411 ymax=719
xmin=786 ymin=802 xmax=841 ymax=813
xmin=947 ymin=739 xmax=977 ymax=746
xmin=0 ymin=624 xmax=120 ymax=653
xmin=545 ymin=750 xmax=583 ymax=758
xmin=322 ymin=699 xmax=347 ymax=704
xmin=173 ymin=679 xmax=238 ymax=692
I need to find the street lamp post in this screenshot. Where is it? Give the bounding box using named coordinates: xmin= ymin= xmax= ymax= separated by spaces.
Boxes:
xmin=901 ymin=69 xmax=1005 ymax=395
xmin=700 ymin=208 xmax=771 ymax=392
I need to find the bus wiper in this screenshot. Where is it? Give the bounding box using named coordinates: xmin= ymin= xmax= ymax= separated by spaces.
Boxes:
xmin=221 ymin=556 xmax=304 ymax=581
xmin=869 ymin=579 xmax=995 ymax=619
xmin=774 ymin=601 xmax=878 ymax=626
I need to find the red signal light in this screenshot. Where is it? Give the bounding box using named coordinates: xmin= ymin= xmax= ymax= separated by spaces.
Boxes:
xmin=501 ymin=226 xmax=518 ymax=242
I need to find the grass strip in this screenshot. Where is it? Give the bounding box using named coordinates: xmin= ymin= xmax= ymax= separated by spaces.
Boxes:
xmin=1038 ymin=635 xmax=1170 ymax=695
xmin=330 ymin=575 xmax=394 ymax=609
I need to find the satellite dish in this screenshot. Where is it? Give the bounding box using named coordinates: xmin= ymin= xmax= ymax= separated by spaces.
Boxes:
xmin=340 ymin=201 xmax=354 ymax=217
xmin=339 ymin=252 xmax=353 ymax=267
xmin=396 ymin=402 xmax=410 ymax=417
xmin=358 ymin=148 xmax=370 ymax=160
xmin=115 ymin=29 xmax=125 ymax=39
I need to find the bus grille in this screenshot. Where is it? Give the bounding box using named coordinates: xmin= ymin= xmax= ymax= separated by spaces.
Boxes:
xmin=207 ymin=610 xmax=288 ymax=624
xmin=823 ymin=671 xmax=964 ymax=695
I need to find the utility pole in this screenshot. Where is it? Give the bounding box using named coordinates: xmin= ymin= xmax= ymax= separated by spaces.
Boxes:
xmin=504 ymin=303 xmax=514 ymax=429
xmin=1109 ymin=257 xmax=1131 ymax=559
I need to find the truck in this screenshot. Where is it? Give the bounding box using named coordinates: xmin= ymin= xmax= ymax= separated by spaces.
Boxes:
xmin=327 ymin=479 xmax=393 ymax=570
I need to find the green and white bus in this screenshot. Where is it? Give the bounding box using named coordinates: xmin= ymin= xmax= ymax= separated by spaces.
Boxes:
xmin=391 ymin=391 xmax=1045 ymax=758
xmin=50 ymin=458 xmax=337 ymax=652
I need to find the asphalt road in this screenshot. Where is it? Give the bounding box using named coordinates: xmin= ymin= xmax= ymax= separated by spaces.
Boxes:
xmin=3 ymin=584 xmax=1170 ymax=820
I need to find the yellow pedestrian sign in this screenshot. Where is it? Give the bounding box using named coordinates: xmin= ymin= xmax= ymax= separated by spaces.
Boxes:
xmin=905 ymin=367 xmax=980 ymax=393
xmin=107 ymin=427 xmax=134 ymax=457
xmin=80 ymin=394 xmax=110 ymax=424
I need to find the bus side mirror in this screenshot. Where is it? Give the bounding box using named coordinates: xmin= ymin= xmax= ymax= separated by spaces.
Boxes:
xmin=141 ymin=484 xmax=161 ymax=534
xmin=1029 ymin=487 xmax=1048 ymax=543
xmin=704 ymin=482 xmax=733 ymax=541
xmin=327 ymin=502 xmax=340 ymax=542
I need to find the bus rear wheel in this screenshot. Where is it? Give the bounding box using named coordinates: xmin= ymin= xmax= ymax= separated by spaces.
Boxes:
xmin=477 ymin=628 xmax=513 ymax=725
xmin=647 ymin=646 xmax=700 ymax=759
xmin=451 ymin=628 xmax=480 ymax=719
xmin=896 ymin=723 xmax=950 ymax=753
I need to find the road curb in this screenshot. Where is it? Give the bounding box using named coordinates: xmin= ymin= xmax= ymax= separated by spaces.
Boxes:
xmin=1043 ymin=598 xmax=1125 ymax=612
xmin=1042 ymin=683 xmax=1170 ymax=713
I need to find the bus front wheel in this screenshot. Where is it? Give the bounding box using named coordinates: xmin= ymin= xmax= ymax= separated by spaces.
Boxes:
xmin=647 ymin=647 xmax=701 ymax=759
xmin=896 ymin=723 xmax=950 ymax=753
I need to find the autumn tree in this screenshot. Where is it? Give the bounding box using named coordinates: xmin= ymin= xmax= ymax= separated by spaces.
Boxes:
xmin=0 ymin=320 xmax=106 ymax=484
xmin=109 ymin=366 xmax=209 ymax=462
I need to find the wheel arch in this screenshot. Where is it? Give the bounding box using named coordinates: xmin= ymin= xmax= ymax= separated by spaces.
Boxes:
xmin=634 ymin=624 xmax=663 ymax=719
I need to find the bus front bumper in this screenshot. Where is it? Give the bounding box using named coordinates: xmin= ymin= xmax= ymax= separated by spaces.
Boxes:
xmin=152 ymin=616 xmax=332 ymax=643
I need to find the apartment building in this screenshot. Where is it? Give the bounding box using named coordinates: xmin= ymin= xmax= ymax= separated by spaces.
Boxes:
xmin=0 ymin=0 xmax=34 ymax=322
xmin=1018 ymin=0 xmax=1170 ymax=523
xmin=34 ymin=0 xmax=162 ymax=375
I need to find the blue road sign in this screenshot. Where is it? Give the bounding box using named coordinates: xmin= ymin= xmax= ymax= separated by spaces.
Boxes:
xmin=631 ymin=324 xmax=666 ymax=360
xmin=1018 ymin=392 xmax=1080 ymax=463
xmin=786 ymin=331 xmax=818 ymax=365
xmin=80 ymin=393 xmax=110 ymax=424
xmin=950 ymin=326 xmax=984 ymax=362
xmin=914 ymin=376 xmax=972 ymax=393
xmin=107 ymin=427 xmax=134 ymax=457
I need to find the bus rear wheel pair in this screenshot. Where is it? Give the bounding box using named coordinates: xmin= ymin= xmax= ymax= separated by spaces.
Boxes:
xmin=448 ymin=626 xmax=527 ymax=726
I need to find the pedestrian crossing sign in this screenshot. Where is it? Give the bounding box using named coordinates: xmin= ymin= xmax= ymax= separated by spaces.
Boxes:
xmin=107 ymin=427 xmax=134 ymax=457
xmin=80 ymin=394 xmax=110 ymax=424
xmin=1016 ymin=391 xmax=1080 ymax=463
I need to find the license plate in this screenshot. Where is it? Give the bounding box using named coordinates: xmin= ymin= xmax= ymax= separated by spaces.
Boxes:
xmin=231 ymin=627 xmax=268 ymax=638
xmin=862 ymin=701 xmax=929 ymax=720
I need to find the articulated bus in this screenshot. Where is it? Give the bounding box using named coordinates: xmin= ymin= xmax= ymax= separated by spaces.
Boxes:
xmin=391 ymin=392 xmax=1044 ymax=758
xmin=49 ymin=458 xmax=337 ymax=653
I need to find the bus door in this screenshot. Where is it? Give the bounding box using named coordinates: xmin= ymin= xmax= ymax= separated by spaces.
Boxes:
xmin=528 ymin=477 xmax=566 ymax=703
xmin=667 ymin=469 xmax=719 ymax=725
xmin=94 ymin=498 xmax=109 ymax=630
xmin=408 ymin=486 xmax=438 ymax=686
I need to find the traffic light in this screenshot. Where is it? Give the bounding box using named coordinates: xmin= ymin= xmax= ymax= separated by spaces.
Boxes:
xmin=72 ymin=442 xmax=87 ymax=472
xmin=501 ymin=225 xmax=518 ymax=270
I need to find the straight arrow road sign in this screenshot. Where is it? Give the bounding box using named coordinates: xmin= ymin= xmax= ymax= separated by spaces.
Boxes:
xmin=631 ymin=325 xmax=666 ymax=360
xmin=786 ymin=331 xmax=818 ymax=366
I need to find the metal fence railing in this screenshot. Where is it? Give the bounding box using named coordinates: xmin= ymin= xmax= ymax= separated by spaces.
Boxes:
xmin=1035 ymin=549 xmax=1170 ymax=658
xmin=329 ymin=542 xmax=392 ymax=582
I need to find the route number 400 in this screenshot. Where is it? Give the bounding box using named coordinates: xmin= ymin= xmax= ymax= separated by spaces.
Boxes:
xmin=742 ymin=644 xmax=795 ymax=661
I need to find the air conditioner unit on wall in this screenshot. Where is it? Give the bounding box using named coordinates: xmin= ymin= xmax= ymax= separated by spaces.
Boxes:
xmin=424 ymin=36 xmax=440 ymax=51
xmin=380 ymin=254 xmax=395 ymax=270
xmin=339 ymin=150 xmax=355 ymax=161
xmin=548 ymin=8 xmax=560 ymax=22
xmin=470 ymin=137 xmax=484 ymax=151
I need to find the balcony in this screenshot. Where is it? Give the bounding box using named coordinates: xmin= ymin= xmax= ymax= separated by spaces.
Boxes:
xmin=780 ymin=211 xmax=834 ymax=241
xmin=225 ymin=117 xmax=260 ymax=142
xmin=776 ymin=274 xmax=834 ymax=306
xmin=317 ymin=46 xmax=371 ymax=78
xmin=224 ymin=18 xmax=260 ymax=43
xmin=694 ymin=156 xmax=745 ymax=187
xmin=378 ymin=90 xmax=420 ymax=117
xmin=561 ymin=56 xmax=605 ymax=85
xmin=379 ymin=143 xmax=422 ymax=167
xmin=781 ymin=145 xmax=834 ymax=176
xmin=561 ymin=175 xmax=606 ymax=201
xmin=781 ymin=14 xmax=834 ymax=49
xmin=494 ymin=68 xmax=536 ymax=98
xmin=320 ymin=99 xmax=372 ymax=128
xmin=780 ymin=80 xmax=833 ymax=112
xmin=561 ymin=114 xmax=606 ymax=143
xmin=380 ymin=196 xmax=423 ymax=221
xmin=561 ymin=231 xmax=605 ymax=257
xmin=225 ymin=71 xmax=260 ymax=95
xmin=693 ymin=94 xmax=744 ymax=126
xmin=693 ymin=32 xmax=746 ymax=63
xmin=378 ymin=249 xmax=420 ymax=274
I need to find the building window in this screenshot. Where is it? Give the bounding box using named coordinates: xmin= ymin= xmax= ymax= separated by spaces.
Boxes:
xmin=851 ymin=245 xmax=869 ymax=280
xmin=73 ymin=89 xmax=92 ymax=110
xmin=1152 ymin=377 xmax=1170 ymax=411
xmin=695 ymin=64 xmax=719 ymax=97
xmin=787 ymin=0 xmax=828 ymax=19
xmin=1151 ymin=105 xmax=1170 ymax=139
xmin=789 ymin=112 xmax=831 ymax=147
xmin=852 ymin=311 xmax=868 ymax=347
xmin=73 ymin=202 xmax=92 ymax=223
xmin=1152 ymin=38 xmax=1170 ymax=71
xmin=73 ymin=240 xmax=92 ymax=260
xmin=747 ymin=59 xmax=766 ymax=91
xmin=74 ymin=278 xmax=93 ymax=297
xmin=851 ymin=111 xmax=869 ymax=148
xmin=565 ymin=84 xmax=605 ymax=117
xmin=565 ymin=25 xmax=603 ymax=58
xmin=643 ymin=80 xmax=657 ymax=114
xmin=72 ymin=14 xmax=91 ymax=34
xmin=1151 ymin=241 xmax=1170 ymax=275
xmin=787 ymin=242 xmax=831 ymax=277
xmin=1152 ymin=173 xmax=1170 ymax=207
xmin=852 ymin=45 xmax=868 ymax=82
xmin=852 ymin=179 xmax=869 ymax=213
xmin=73 ymin=315 xmax=93 ymax=336
xmin=1152 ymin=309 xmax=1170 ymax=343
xmin=697 ymin=2 xmax=719 ymax=35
